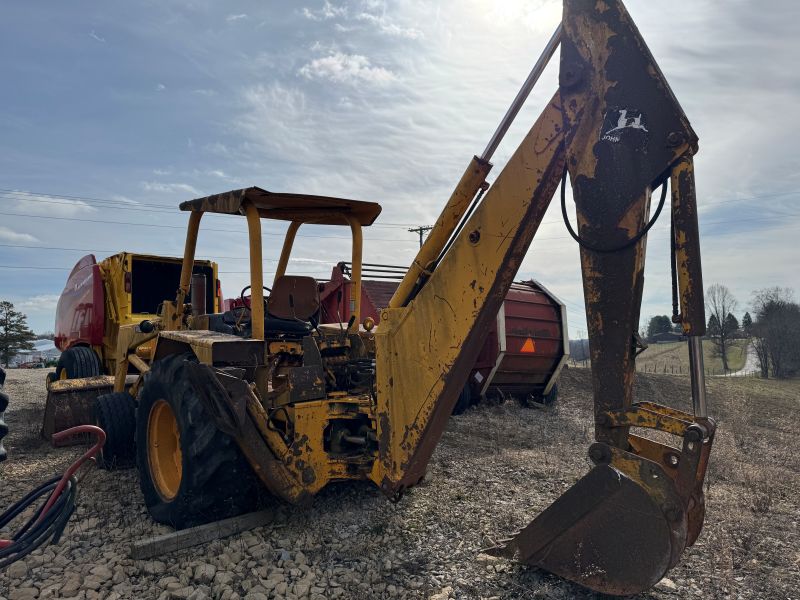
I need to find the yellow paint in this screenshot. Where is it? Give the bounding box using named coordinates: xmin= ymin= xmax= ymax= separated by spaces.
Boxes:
xmin=148 ymin=399 xmax=183 ymax=501
xmin=374 ymin=96 xmax=566 ymax=489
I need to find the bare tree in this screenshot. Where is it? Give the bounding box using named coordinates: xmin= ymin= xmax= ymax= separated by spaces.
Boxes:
xmin=752 ymin=287 xmax=800 ymax=379
xmin=705 ymin=284 xmax=738 ymax=372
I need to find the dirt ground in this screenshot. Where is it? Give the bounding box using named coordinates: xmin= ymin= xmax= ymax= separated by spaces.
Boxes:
xmin=1 ymin=367 xmax=798 ymax=600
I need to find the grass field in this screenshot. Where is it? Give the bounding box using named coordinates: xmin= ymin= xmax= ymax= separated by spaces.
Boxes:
xmin=634 ymin=339 xmax=749 ymax=375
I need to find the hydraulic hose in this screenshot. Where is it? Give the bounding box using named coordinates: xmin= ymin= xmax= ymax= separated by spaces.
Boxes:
xmin=0 ymin=425 xmax=105 ymax=568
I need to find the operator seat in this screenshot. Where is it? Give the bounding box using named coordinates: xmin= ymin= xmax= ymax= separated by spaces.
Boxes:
xmin=264 ymin=275 xmax=320 ymax=336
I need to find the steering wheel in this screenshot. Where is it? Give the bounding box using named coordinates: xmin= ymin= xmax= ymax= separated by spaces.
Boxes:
xmin=239 ymin=285 xmax=271 ymax=310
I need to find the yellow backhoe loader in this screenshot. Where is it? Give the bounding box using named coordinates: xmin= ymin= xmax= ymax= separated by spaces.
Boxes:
xmin=101 ymin=1 xmax=714 ymax=594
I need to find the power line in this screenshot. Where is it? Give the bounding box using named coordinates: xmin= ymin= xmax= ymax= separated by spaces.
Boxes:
xmin=0 ymin=190 xmax=422 ymax=228
xmin=0 ymin=211 xmax=417 ymax=243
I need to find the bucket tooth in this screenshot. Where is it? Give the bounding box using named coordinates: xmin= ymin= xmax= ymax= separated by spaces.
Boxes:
xmin=491 ymin=463 xmax=687 ymax=596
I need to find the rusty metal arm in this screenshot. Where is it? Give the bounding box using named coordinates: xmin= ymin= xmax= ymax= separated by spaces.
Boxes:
xmin=175 ymin=211 xmax=203 ymax=321
xmin=275 ymin=221 xmax=301 ymax=281
xmin=375 ymin=96 xmax=567 ymax=494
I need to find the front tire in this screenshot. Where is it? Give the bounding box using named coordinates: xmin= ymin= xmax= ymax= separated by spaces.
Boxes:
xmin=135 ymin=353 xmax=260 ymax=529
xmin=95 ymin=392 xmax=136 ymax=470
xmin=56 ymin=346 xmax=101 ymax=380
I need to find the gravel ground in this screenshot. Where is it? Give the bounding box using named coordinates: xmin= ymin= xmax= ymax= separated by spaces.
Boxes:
xmin=1 ymin=367 xmax=798 ymax=600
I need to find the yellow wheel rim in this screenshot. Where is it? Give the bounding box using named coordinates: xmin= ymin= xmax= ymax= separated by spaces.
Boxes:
xmin=59 ymin=369 xmax=68 ymax=381
xmin=148 ymin=400 xmax=182 ymax=501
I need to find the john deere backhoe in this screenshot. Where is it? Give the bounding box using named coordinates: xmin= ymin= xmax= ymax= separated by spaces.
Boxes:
xmin=100 ymin=1 xmax=715 ymax=594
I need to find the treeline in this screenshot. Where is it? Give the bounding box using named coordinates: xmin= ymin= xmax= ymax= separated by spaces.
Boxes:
xmin=644 ymin=284 xmax=799 ymax=379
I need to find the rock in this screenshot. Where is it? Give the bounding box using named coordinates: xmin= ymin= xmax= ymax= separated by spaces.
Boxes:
xmin=9 ymin=588 xmax=38 ymax=600
xmin=244 ymin=593 xmax=269 ymax=600
xmin=429 ymin=586 xmax=453 ymax=600
xmin=657 ymin=578 xmax=679 ymax=592
xmin=214 ymin=571 xmax=234 ymax=587
xmin=82 ymin=577 xmax=102 ymax=591
xmin=193 ymin=563 xmax=217 ymax=585
xmin=275 ymin=582 xmax=288 ymax=595
xmin=7 ymin=560 xmax=28 ymax=579
xmin=171 ymin=587 xmax=195 ymax=599
xmin=143 ymin=560 xmax=168 ymax=575
xmin=294 ymin=582 xmax=310 ymax=597
xmin=90 ymin=565 xmax=113 ymax=583
xmin=61 ymin=578 xmax=81 ymax=596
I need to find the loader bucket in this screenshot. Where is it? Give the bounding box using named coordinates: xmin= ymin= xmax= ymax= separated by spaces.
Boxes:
xmin=42 ymin=376 xmax=136 ymax=446
xmin=489 ymin=459 xmax=689 ymax=596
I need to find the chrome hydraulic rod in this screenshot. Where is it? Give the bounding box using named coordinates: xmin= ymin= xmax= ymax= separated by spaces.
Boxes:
xmin=480 ymin=23 xmax=562 ymax=162
xmin=687 ymin=336 xmax=708 ymax=418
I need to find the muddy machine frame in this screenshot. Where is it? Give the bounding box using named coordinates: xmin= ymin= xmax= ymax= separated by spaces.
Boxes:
xmin=134 ymin=1 xmax=715 ymax=595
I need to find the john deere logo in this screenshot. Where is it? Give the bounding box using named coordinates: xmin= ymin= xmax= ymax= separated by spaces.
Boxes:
xmin=601 ymin=108 xmax=648 ymax=144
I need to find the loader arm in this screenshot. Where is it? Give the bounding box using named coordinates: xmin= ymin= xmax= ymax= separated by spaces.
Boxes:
xmin=374 ymin=0 xmax=713 ymax=594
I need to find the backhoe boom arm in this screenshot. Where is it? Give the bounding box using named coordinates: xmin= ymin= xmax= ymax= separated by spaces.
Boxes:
xmin=374 ymin=0 xmax=713 ymax=594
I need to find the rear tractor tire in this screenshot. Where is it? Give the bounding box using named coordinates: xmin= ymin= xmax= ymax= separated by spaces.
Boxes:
xmin=56 ymin=346 xmax=101 ymax=380
xmin=94 ymin=392 xmax=136 ymax=470
xmin=135 ymin=353 xmax=260 ymax=529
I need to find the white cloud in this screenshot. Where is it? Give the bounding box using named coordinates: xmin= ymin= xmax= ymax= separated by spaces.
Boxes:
xmin=17 ymin=294 xmax=60 ymax=313
xmin=302 ymin=1 xmax=346 ymax=21
xmin=192 ymin=88 xmax=217 ymax=96
xmin=89 ymin=30 xmax=105 ymax=43
xmin=0 ymin=226 xmax=39 ymax=244
xmin=141 ymin=181 xmax=201 ymax=195
xmin=355 ymin=13 xmax=423 ymax=39
xmin=156 ymin=83 xmax=166 ymax=91
xmin=110 ymin=194 xmax=140 ymax=206
xmin=226 ymin=14 xmax=248 ymax=22
xmin=298 ymin=52 xmax=396 ymax=85
xmin=11 ymin=194 xmax=97 ymax=217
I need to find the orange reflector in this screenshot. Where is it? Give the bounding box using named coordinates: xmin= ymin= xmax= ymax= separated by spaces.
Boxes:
xmin=521 ymin=338 xmax=536 ymax=353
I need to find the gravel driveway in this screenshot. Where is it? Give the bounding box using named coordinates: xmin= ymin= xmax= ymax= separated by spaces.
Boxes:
xmin=1 ymin=367 xmax=797 ymax=600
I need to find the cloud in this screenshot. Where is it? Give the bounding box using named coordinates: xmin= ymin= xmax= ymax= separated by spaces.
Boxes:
xmin=89 ymin=30 xmax=105 ymax=43
xmin=226 ymin=14 xmax=248 ymax=22
xmin=10 ymin=194 xmax=98 ymax=217
xmin=17 ymin=294 xmax=61 ymax=313
xmin=355 ymin=13 xmax=423 ymax=39
xmin=156 ymin=83 xmax=166 ymax=91
xmin=141 ymin=181 xmax=201 ymax=195
xmin=0 ymin=226 xmax=39 ymax=244
xmin=301 ymin=1 xmax=346 ymax=21
xmin=298 ymin=52 xmax=396 ymax=85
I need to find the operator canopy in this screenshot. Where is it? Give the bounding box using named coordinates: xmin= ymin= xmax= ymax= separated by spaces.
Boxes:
xmin=180 ymin=186 xmax=382 ymax=226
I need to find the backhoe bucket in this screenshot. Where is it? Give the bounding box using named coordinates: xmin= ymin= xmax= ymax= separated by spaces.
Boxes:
xmin=491 ymin=462 xmax=684 ymax=595
xmin=42 ymin=376 xmax=136 ymax=446
xmin=490 ymin=411 xmax=715 ymax=596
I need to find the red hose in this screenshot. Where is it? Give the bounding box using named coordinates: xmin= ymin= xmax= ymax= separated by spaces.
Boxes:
xmin=35 ymin=425 xmax=106 ymax=524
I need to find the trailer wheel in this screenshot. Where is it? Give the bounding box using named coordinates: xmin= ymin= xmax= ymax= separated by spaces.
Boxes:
xmin=94 ymin=392 xmax=136 ymax=470
xmin=452 ymin=384 xmax=472 ymax=415
xmin=56 ymin=346 xmax=101 ymax=380
xmin=136 ymin=353 xmax=259 ymax=529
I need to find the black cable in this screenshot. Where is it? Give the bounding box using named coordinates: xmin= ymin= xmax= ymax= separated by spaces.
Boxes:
xmin=0 ymin=475 xmax=78 ymax=568
xmin=560 ymin=168 xmax=668 ymax=254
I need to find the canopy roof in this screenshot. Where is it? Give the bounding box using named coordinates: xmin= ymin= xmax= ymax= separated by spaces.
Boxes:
xmin=179 ymin=187 xmax=382 ymax=226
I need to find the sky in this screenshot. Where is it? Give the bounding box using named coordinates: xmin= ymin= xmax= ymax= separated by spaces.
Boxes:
xmin=0 ymin=0 xmax=798 ymax=336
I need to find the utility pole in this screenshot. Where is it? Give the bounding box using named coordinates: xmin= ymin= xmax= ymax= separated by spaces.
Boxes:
xmin=408 ymin=225 xmax=434 ymax=248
